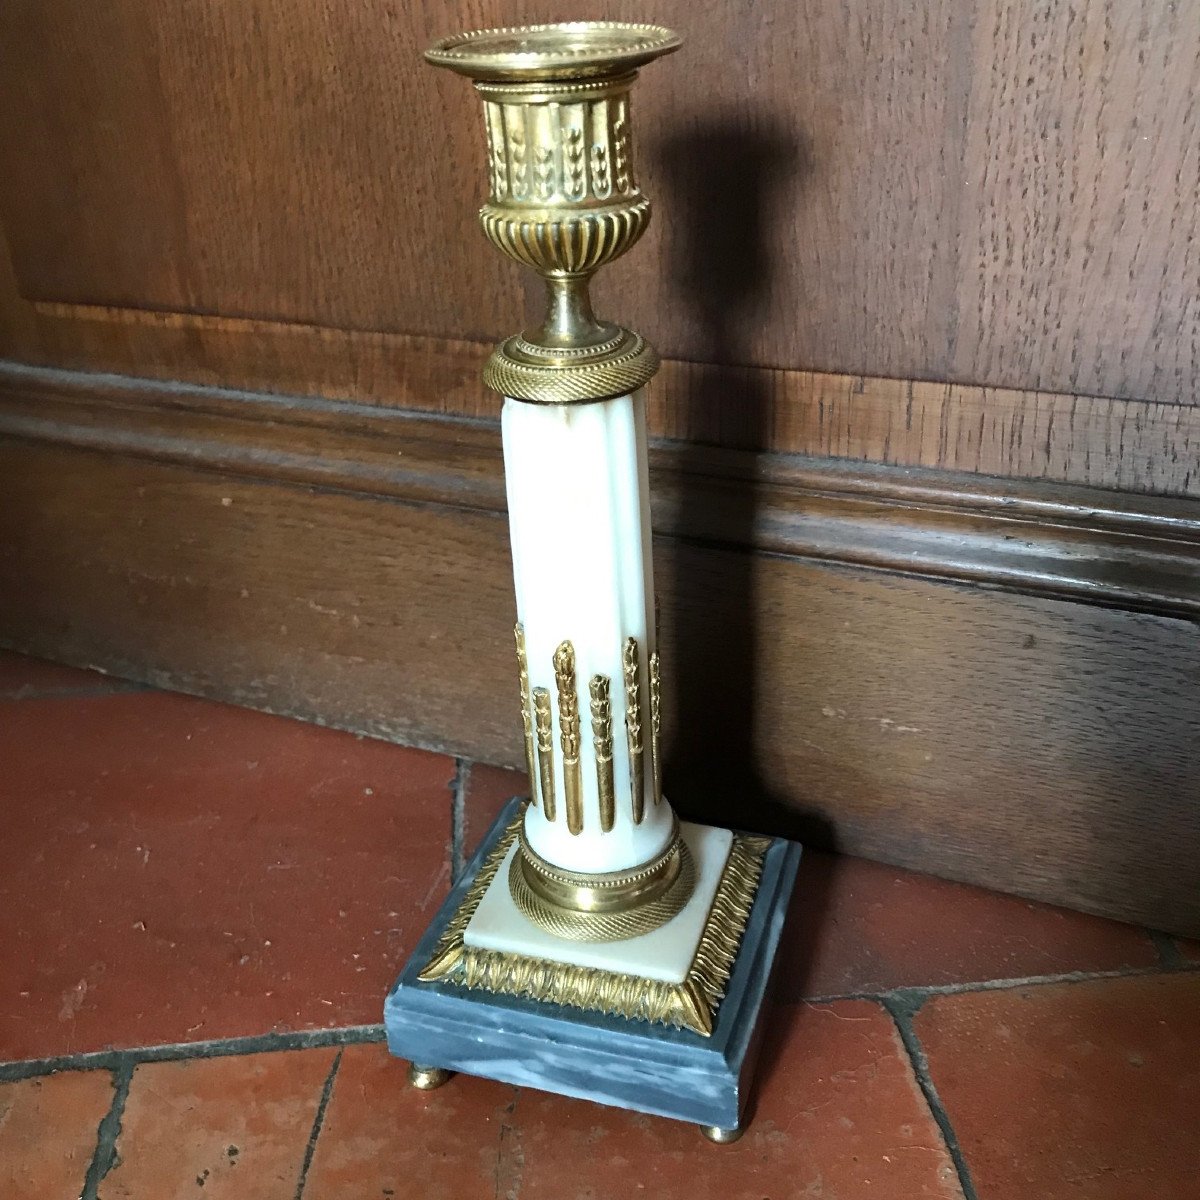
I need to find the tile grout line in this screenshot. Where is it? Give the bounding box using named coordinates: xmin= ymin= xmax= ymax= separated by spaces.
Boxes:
xmin=4 ymin=958 xmax=1199 ymax=1084
xmin=450 ymin=757 xmax=470 ymax=882
xmin=800 ymin=956 xmax=1200 ymax=1006
xmin=294 ymin=1049 xmax=343 ymax=1200
xmin=881 ymin=993 xmax=980 ymax=1200
xmin=0 ymin=1024 xmax=385 ymax=1084
xmin=3 ymin=959 xmax=1198 ymax=1085
xmin=0 ymin=682 xmax=151 ymax=702
xmin=80 ymin=1058 xmax=134 ymax=1200
xmin=493 ymin=1086 xmax=523 ymax=1199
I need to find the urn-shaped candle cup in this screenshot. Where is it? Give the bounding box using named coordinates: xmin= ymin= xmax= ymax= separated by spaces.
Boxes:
xmin=425 ymin=22 xmax=680 ymax=405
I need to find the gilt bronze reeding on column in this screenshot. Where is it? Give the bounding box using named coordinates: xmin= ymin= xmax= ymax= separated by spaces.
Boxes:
xmin=589 ymin=674 xmax=616 ymax=832
xmin=623 ymin=636 xmax=645 ymax=824
xmin=514 ymin=624 xmax=539 ymax=810
xmin=533 ymin=686 xmax=556 ymax=821
xmin=554 ymin=641 xmax=585 ymax=835
xmin=649 ymin=650 xmax=663 ymax=807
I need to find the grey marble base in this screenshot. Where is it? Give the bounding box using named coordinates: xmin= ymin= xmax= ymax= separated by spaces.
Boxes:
xmin=384 ymin=796 xmax=801 ymax=1132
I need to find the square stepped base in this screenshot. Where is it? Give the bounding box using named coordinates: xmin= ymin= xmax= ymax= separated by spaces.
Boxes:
xmin=384 ymin=796 xmax=801 ymax=1134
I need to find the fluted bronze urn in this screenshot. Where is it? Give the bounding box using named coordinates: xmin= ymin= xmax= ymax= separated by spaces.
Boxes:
xmin=425 ymin=22 xmax=679 ymax=404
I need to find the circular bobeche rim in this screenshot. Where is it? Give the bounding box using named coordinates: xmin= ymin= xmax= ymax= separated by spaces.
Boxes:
xmin=424 ymin=21 xmax=682 ymax=82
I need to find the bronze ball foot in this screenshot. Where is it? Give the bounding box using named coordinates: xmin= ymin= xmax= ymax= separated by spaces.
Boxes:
xmin=700 ymin=1122 xmax=744 ymax=1144
xmin=408 ymin=1063 xmax=453 ymax=1091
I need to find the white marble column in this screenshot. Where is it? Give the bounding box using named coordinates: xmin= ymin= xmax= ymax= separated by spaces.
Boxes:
xmin=502 ymin=389 xmax=674 ymax=875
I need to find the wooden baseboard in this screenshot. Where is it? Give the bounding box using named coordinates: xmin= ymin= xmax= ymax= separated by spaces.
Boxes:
xmin=2 ymin=361 xmax=1198 ymax=934
xmin=2 ymin=361 xmax=1196 ymax=618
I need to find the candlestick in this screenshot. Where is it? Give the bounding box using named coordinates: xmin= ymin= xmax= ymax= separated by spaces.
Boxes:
xmin=385 ymin=22 xmax=801 ymax=1142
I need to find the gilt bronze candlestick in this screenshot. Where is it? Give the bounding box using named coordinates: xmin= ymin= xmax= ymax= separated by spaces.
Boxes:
xmin=385 ymin=22 xmax=801 ymax=1142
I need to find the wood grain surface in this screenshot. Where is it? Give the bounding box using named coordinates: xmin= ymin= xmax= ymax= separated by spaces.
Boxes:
xmin=1 ymin=3 xmax=1197 ymax=931
xmin=1 ymin=0 xmax=1198 ymax=406
xmin=3 ymin=314 xmax=1199 ymax=497
xmin=1 ymin=427 xmax=1196 ymax=935
xmin=953 ymin=0 xmax=1200 ymax=402
xmin=2 ymin=362 xmax=1197 ymax=617
xmin=0 ymin=0 xmax=522 ymax=339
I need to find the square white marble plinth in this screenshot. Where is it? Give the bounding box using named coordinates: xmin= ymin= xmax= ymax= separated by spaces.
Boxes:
xmin=464 ymin=822 xmax=733 ymax=984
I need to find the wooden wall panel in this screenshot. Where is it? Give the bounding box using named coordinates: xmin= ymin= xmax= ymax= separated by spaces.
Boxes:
xmin=3 ymin=299 xmax=1200 ymax=497
xmin=593 ymin=0 xmax=971 ymax=383
xmin=2 ymin=0 xmax=1199 ymax=406
xmin=2 ymin=354 xmax=1199 ymax=507
xmin=0 ymin=2 xmax=1196 ymax=930
xmin=0 ymin=439 xmax=520 ymax=758
xmin=3 ymin=364 xmax=1195 ymax=619
xmin=666 ymin=542 xmax=1200 ymax=936
xmin=0 ymin=3 xmax=181 ymax=312
xmin=1 ymin=425 xmax=1197 ymax=936
xmin=954 ymin=0 xmax=1200 ymax=402
xmin=0 ymin=0 xmax=963 ymax=357
xmin=0 ymin=0 xmax=521 ymax=336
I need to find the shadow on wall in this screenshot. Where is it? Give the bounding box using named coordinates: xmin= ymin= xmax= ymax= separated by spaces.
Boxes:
xmin=653 ymin=112 xmax=834 ymax=1071
xmin=651 ymin=117 xmax=1200 ymax=952
xmin=653 ymin=114 xmax=822 ymax=839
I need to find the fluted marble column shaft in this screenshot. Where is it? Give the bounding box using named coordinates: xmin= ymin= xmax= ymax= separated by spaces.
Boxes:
xmin=503 ymin=389 xmax=673 ymax=874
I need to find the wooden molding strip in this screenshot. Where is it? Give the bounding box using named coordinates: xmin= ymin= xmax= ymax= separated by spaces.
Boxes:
xmin=1 ymin=360 xmax=1197 ymax=620
xmin=11 ymin=303 xmax=1200 ymax=498
xmin=3 ymin=359 xmax=1199 ymax=935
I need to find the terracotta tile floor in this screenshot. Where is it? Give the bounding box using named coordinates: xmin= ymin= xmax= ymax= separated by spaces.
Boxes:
xmin=1 ymin=653 xmax=1196 ymax=1199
